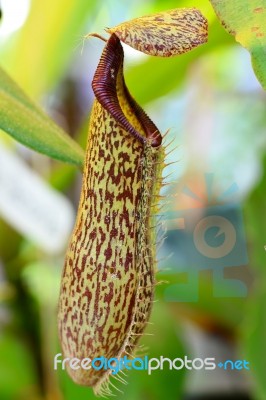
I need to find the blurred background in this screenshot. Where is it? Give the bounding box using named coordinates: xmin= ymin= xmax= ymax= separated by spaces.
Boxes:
xmin=0 ymin=0 xmax=265 ymax=399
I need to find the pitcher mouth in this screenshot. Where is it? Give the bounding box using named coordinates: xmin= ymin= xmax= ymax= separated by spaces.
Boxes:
xmin=92 ymin=33 xmax=162 ymax=148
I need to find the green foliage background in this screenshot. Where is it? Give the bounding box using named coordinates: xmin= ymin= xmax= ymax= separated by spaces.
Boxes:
xmin=0 ymin=0 xmax=265 ymax=399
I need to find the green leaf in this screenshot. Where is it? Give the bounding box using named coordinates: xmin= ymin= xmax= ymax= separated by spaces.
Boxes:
xmin=0 ymin=334 xmax=37 ymax=399
xmin=244 ymin=153 xmax=266 ymax=274
xmin=241 ymin=154 xmax=266 ymax=399
xmin=0 ymin=67 xmax=85 ymax=166
xmin=3 ymin=0 xmax=99 ymax=97
xmin=210 ymin=0 xmax=266 ymax=90
xmin=243 ymin=288 xmax=266 ymax=400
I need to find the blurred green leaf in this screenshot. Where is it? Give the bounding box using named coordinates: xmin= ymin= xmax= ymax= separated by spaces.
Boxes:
xmin=4 ymin=0 xmax=99 ymax=97
xmin=49 ymin=164 xmax=77 ymax=192
xmin=0 ymin=67 xmax=85 ymax=166
xmin=0 ymin=334 xmax=38 ymax=399
xmin=0 ymin=218 xmax=22 ymax=263
xmin=22 ymin=262 xmax=61 ymax=306
xmin=244 ymin=154 xmax=266 ymax=273
xmin=241 ymin=153 xmax=266 ymax=399
xmin=243 ymin=288 xmax=266 ymax=400
xmin=210 ymin=0 xmax=266 ymax=90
